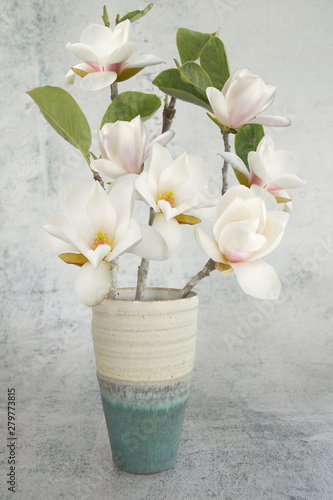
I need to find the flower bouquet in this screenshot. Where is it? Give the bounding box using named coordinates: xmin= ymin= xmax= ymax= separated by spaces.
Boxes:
xmin=28 ymin=3 xmax=305 ymax=474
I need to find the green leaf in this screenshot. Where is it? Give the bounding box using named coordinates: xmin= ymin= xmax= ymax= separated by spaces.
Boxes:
xmin=179 ymin=61 xmax=212 ymax=90
xmin=117 ymin=3 xmax=153 ymax=24
xmin=27 ymin=86 xmax=91 ymax=161
xmin=101 ymin=91 xmax=161 ymax=127
xmin=234 ymin=124 xmax=265 ymax=169
xmin=153 ymin=68 xmax=211 ymax=110
xmin=176 ymin=28 xmax=212 ymax=64
xmin=200 ymin=36 xmax=230 ymax=90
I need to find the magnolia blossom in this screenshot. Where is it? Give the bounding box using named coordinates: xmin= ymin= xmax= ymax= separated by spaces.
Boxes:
xmin=195 ymin=185 xmax=289 ymax=299
xmin=65 ymin=20 xmax=163 ymax=91
xmin=220 ymin=135 xmax=305 ymax=208
xmin=135 ymin=143 xmax=220 ymax=251
xmin=91 ymin=115 xmax=174 ymax=179
xmin=40 ymin=180 xmax=168 ymax=306
xmin=206 ymin=69 xmax=291 ymax=130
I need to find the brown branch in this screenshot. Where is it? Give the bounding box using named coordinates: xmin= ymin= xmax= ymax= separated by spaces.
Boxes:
xmin=162 ymin=96 xmax=177 ymax=133
xmin=180 ymin=259 xmax=216 ymax=298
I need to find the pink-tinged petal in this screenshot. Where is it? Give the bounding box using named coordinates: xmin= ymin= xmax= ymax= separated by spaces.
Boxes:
xmin=194 ymin=227 xmax=226 ymax=264
xmin=231 ymin=260 xmax=281 ymax=299
xmin=86 ymin=182 xmax=116 ymax=239
xmin=135 ymin=172 xmax=159 ymax=212
xmin=248 ymin=115 xmax=291 ymax=127
xmin=108 ymin=218 xmax=142 ymax=260
xmin=86 ymin=244 xmax=111 ymax=269
xmin=104 ymin=42 xmax=136 ymax=67
xmin=80 ymin=71 xmax=117 ymax=91
xmin=91 ymin=159 xmax=128 ymax=179
xmin=266 ymin=174 xmax=306 ymax=192
xmin=74 ymin=260 xmax=111 ymax=307
xmin=123 ymin=54 xmax=164 ymax=69
xmin=66 ymin=42 xmax=101 ymax=70
xmin=144 ymin=130 xmax=175 ymax=160
xmin=218 ymin=152 xmax=249 ymax=179
xmin=219 ymin=220 xmax=266 ymax=262
xmin=129 ymin=224 xmax=169 ymax=261
xmin=152 ymin=214 xmax=181 ymax=252
xmin=248 ymin=151 xmax=268 ymax=187
xmin=206 ymin=87 xmax=230 ymax=127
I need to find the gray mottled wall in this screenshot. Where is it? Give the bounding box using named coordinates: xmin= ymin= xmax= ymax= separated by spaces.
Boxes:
xmin=1 ymin=0 xmax=333 ymax=498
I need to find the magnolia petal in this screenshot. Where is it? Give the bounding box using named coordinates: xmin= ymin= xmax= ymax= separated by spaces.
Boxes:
xmin=123 ymin=54 xmax=164 ymax=69
xmin=42 ymin=213 xmax=91 ymax=256
xmin=206 ymin=87 xmax=230 ymax=127
xmin=152 ymin=214 xmax=181 ymax=252
xmin=135 ymin=172 xmax=159 ymax=212
xmin=92 ymin=158 xmax=128 ymax=179
xmin=219 ymin=220 xmax=266 ymax=263
xmin=231 ymin=260 xmax=281 ymax=299
xmin=248 ymin=115 xmax=291 ymax=127
xmin=248 ymin=151 xmax=268 ymax=186
xmin=129 ymin=224 xmax=169 ymax=261
xmin=66 ymin=42 xmax=101 ymax=69
xmin=194 ymin=227 xmax=226 ymax=264
xmin=104 ymin=42 xmax=136 ymax=67
xmin=249 ymin=185 xmax=278 ymax=211
xmin=74 ymin=260 xmax=111 ymax=307
xmin=80 ymin=71 xmax=118 ymax=91
xmin=251 ymin=210 xmax=289 ymax=260
xmin=217 ymin=185 xmax=254 ymax=217
xmin=64 ymin=183 xmax=96 ymax=244
xmin=108 ymin=218 xmax=142 ymax=261
xmin=39 ymin=221 xmax=78 ymax=253
xmin=146 ymin=143 xmax=173 ymax=191
xmin=108 ymin=175 xmax=137 ymax=239
xmin=86 ymin=182 xmax=117 ymax=240
xmin=65 ymin=69 xmax=76 ymax=84
xmin=86 ymin=244 xmax=111 ymax=269
xmin=79 ymin=24 xmax=114 ymax=51
xmin=266 ymin=174 xmax=306 ymax=191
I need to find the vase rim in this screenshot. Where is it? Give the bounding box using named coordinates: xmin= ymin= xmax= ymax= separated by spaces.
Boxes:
xmin=101 ymin=287 xmax=197 ymax=304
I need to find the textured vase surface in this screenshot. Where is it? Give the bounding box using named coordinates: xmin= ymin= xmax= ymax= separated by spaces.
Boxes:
xmin=91 ymin=288 xmax=198 ymax=474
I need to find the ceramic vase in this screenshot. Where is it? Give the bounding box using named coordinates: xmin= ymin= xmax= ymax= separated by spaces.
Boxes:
xmin=91 ymin=287 xmax=198 ymax=474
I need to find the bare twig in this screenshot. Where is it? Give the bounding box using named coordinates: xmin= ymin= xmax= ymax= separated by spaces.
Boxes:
xmin=221 ymin=130 xmax=230 ymax=195
xmin=110 ymin=82 xmax=118 ymax=101
xmin=180 ymin=259 xmax=216 ymax=298
xmin=135 ymin=208 xmax=155 ymax=300
xmin=162 ymin=96 xmax=177 ymax=133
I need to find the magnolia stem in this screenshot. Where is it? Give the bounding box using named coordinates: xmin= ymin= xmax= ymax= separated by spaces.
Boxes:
xmin=162 ymin=97 xmax=177 ymax=133
xmin=106 ymin=81 xmax=119 ymax=300
xmin=135 ymin=96 xmax=177 ymax=300
xmin=221 ymin=130 xmax=230 ymax=195
xmin=110 ymin=82 xmax=118 ymax=101
xmin=180 ymin=258 xmax=216 ymax=298
xmin=135 ymin=208 xmax=155 ymax=300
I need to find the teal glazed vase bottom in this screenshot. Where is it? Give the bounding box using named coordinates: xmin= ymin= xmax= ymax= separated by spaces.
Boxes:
xmin=98 ymin=372 xmax=192 ymax=474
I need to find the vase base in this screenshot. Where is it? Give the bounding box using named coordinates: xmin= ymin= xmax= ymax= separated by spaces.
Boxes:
xmin=98 ymin=372 xmax=191 ymax=475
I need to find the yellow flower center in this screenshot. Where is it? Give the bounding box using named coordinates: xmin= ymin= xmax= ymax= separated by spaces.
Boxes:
xmin=94 ymin=230 xmax=111 ymax=248
xmin=158 ymin=190 xmax=175 ymax=206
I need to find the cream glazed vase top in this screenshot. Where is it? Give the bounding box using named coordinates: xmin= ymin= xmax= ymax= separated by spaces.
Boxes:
xmin=91 ymin=287 xmax=199 ymax=474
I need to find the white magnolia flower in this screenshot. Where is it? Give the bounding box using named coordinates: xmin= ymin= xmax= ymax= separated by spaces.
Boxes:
xmin=206 ymin=69 xmax=291 ymax=130
xmin=135 ymin=143 xmax=220 ymax=251
xmin=91 ymin=115 xmax=174 ymax=180
xmin=220 ymin=135 xmax=305 ymax=207
xmin=40 ymin=180 xmax=168 ymax=306
xmin=195 ymin=185 xmax=289 ymax=299
xmin=65 ymin=20 xmax=163 ymax=91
